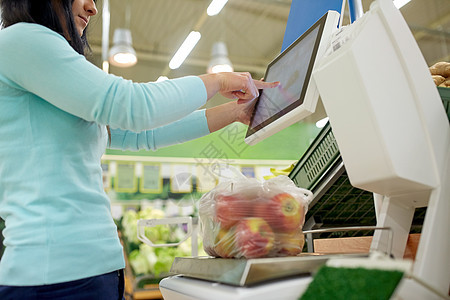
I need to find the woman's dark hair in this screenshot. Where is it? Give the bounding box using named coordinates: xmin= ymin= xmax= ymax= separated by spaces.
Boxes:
xmin=0 ymin=0 xmax=91 ymax=55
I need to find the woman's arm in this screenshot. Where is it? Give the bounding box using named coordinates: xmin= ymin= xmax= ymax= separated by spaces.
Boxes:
xmin=205 ymin=99 xmax=255 ymax=132
xmin=109 ymin=99 xmax=255 ymax=151
xmin=109 ymin=110 xmax=209 ymax=151
xmin=0 ymin=24 xmax=206 ymax=132
xmin=0 ymin=24 xmax=277 ymax=133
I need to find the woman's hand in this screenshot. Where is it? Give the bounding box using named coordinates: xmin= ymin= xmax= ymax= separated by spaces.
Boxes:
xmin=234 ymin=77 xmax=270 ymax=125
xmin=204 ymin=97 xmax=258 ymax=132
xmin=199 ymin=72 xmax=279 ymax=101
xmin=234 ymin=98 xmax=257 ymax=125
xmin=203 ymin=73 xmax=278 ymax=133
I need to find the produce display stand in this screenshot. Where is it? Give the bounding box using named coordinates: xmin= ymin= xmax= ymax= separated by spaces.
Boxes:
xmin=119 ymin=225 xmax=168 ymax=300
xmin=121 ymin=246 xmax=164 ymax=300
xmin=119 ymin=216 xmax=199 ymax=300
xmin=438 ymin=86 xmax=450 ymax=118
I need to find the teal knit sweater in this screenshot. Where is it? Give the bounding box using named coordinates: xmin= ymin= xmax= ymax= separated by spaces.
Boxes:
xmin=0 ymin=23 xmax=209 ymax=285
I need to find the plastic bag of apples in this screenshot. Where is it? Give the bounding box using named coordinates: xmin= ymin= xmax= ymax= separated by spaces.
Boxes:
xmin=199 ymin=166 xmax=313 ymax=259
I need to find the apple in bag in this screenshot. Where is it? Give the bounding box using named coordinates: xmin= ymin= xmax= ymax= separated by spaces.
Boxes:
xmin=254 ymin=192 xmax=304 ymax=232
xmin=235 ymin=217 xmax=275 ymax=258
xmin=214 ymin=227 xmax=238 ymax=258
xmin=275 ymin=228 xmax=305 ymax=256
xmin=215 ymin=194 xmax=253 ymax=229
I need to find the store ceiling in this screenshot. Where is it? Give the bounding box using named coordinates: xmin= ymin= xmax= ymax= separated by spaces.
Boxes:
xmin=86 ymin=0 xmax=450 ymax=107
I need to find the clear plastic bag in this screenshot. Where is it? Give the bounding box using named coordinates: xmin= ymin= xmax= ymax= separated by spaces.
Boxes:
xmin=199 ymin=166 xmax=313 ymax=259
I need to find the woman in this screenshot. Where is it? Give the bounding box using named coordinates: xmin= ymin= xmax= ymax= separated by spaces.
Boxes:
xmin=0 ymin=0 xmax=278 ymax=299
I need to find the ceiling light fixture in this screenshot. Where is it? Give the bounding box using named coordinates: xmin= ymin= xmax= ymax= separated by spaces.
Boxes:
xmin=101 ymin=0 xmax=110 ymax=72
xmin=393 ymin=0 xmax=411 ymax=9
xmin=207 ymin=42 xmax=233 ymax=73
xmin=109 ymin=0 xmax=137 ymax=68
xmin=156 ymin=76 xmax=169 ymax=82
xmin=207 ymin=0 xmax=229 ymax=16
xmin=316 ymin=117 xmax=329 ymax=129
xmin=169 ymin=31 xmax=201 ymax=70
xmin=109 ymin=28 xmax=137 ymax=67
xmin=102 ymin=61 xmax=110 ymax=73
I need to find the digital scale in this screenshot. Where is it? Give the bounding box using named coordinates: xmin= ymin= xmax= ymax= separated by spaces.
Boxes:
xmin=139 ymin=0 xmax=450 ymax=299
xmin=158 ymin=254 xmax=367 ymax=300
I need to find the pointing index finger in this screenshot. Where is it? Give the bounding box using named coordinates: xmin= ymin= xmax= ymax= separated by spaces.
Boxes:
xmin=254 ymin=80 xmax=280 ymax=89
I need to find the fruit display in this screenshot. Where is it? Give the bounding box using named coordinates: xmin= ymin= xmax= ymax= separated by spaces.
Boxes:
xmin=199 ymin=174 xmax=312 ymax=259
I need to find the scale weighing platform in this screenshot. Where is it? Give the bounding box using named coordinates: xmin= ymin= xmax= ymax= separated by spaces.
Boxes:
xmin=159 ymin=254 xmax=367 ymax=300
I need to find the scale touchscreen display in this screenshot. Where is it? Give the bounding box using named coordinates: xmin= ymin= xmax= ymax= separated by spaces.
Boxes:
xmin=247 ymin=23 xmax=323 ymax=136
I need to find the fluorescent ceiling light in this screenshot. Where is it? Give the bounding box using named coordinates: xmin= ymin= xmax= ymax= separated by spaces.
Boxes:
xmin=102 ymin=61 xmax=109 ymax=73
xmin=316 ymin=117 xmax=329 ymax=128
xmin=393 ymin=0 xmax=411 ymax=9
xmin=207 ymin=0 xmax=229 ymax=16
xmin=156 ymin=76 xmax=169 ymax=82
xmin=169 ymin=31 xmax=201 ymax=70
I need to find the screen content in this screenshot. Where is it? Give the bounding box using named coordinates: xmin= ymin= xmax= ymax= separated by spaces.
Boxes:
xmin=248 ymin=24 xmax=322 ymax=134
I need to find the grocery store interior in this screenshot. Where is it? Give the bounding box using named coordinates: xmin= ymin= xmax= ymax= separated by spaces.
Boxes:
xmin=1 ymin=0 xmax=449 ymax=299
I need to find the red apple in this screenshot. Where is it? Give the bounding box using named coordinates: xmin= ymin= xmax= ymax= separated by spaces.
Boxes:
xmin=215 ymin=194 xmax=253 ymax=229
xmin=275 ymin=229 xmax=305 ymax=256
xmin=214 ymin=227 xmax=237 ymax=258
xmin=254 ymin=192 xmax=304 ymax=232
xmin=235 ymin=217 xmax=275 ymax=258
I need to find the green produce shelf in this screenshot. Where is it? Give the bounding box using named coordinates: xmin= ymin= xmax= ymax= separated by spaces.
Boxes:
xmin=438 ymin=86 xmax=450 ymax=120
